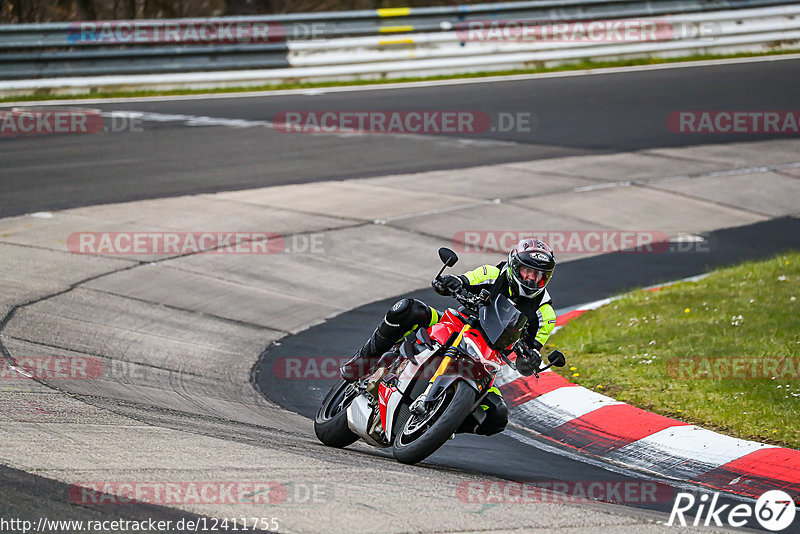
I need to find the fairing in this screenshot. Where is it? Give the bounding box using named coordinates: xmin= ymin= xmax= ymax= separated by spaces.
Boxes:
xmin=478 ymin=293 xmax=528 ymax=350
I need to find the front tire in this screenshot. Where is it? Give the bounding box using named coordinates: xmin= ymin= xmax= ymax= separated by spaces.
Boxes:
xmin=314 ymin=379 xmax=359 ymax=448
xmin=392 ymin=381 xmax=475 ymax=465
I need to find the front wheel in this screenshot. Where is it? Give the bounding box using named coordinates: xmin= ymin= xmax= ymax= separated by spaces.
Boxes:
xmin=392 ymin=381 xmax=475 ymax=465
xmin=314 ymin=379 xmax=359 ymax=448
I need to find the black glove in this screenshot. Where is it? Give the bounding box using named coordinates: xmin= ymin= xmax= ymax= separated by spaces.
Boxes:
xmin=515 ymin=343 xmax=542 ymax=377
xmin=432 ymin=274 xmax=463 ymax=296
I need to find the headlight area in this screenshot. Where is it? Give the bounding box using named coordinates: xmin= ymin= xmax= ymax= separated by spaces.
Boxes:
xmin=458 ymin=336 xmax=483 ymax=360
xmin=458 ymin=337 xmax=501 ymax=373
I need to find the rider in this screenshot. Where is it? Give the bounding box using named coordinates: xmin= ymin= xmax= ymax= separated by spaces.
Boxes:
xmin=340 ymin=238 xmax=558 ymax=436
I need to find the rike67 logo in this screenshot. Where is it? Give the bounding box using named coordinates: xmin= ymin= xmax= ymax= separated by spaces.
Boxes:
xmin=667 ymin=490 xmax=796 ymax=531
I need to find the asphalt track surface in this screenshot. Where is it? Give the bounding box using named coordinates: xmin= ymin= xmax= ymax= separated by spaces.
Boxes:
xmin=258 ymin=217 xmax=800 ymax=531
xmin=0 ymin=465 xmax=238 ymax=532
xmin=1 ymin=58 xmax=798 ymax=531
xmin=1 ymin=58 xmax=800 ymax=218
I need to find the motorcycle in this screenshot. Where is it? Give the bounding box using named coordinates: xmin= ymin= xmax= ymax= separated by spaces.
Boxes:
xmin=314 ymin=247 xmax=566 ymax=465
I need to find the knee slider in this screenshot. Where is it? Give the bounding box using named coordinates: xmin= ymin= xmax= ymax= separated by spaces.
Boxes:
xmin=485 ymin=393 xmax=508 ymax=419
xmin=386 ymin=298 xmax=413 ymax=324
xmin=386 ymin=298 xmax=432 ymax=332
xmin=495 ymin=400 xmax=509 ymax=422
xmin=409 ymin=299 xmax=432 ymax=326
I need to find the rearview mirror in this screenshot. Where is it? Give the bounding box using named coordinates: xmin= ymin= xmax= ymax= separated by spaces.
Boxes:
xmin=438 ymin=247 xmax=458 ymax=267
xmin=547 ymin=350 xmax=566 ymax=368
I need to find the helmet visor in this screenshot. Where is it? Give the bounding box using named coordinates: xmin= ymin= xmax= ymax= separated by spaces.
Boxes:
xmin=518 ymin=265 xmax=551 ymax=289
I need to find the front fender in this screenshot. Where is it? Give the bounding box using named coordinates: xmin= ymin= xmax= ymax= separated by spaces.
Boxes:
xmin=426 ymin=374 xmax=480 ymax=404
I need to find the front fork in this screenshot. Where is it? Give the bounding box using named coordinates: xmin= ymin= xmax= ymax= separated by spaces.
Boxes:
xmin=410 ymin=323 xmax=470 ymax=414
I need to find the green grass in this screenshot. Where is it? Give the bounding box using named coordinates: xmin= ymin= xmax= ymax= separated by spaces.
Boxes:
xmin=547 ymin=252 xmax=800 ymax=449
xmin=2 ymin=47 xmax=799 ymax=103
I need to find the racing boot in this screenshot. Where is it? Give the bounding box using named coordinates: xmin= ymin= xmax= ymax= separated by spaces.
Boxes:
xmin=340 ymin=320 xmax=403 ymax=381
xmin=340 ymin=299 xmax=432 ymax=382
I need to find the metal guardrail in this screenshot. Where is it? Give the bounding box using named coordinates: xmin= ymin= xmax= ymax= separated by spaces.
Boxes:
xmin=1 ymin=0 xmax=799 ymax=80
xmin=0 ymin=0 xmax=798 ymax=94
xmin=287 ymin=5 xmax=800 ymax=66
xmin=1 ymin=44 xmax=292 ymax=79
xmin=1 ymin=0 xmax=797 ymax=47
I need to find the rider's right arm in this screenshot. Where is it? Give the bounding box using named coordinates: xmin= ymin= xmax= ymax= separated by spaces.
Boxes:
xmin=461 ymin=264 xmax=501 ymax=288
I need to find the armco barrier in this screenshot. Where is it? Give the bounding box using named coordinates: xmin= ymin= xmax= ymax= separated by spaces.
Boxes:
xmin=0 ymin=0 xmax=799 ymax=95
xmin=2 ymin=0 xmax=797 ymax=49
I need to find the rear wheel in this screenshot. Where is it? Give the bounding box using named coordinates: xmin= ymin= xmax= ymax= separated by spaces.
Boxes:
xmin=314 ymin=379 xmax=359 ymax=448
xmin=392 ymin=381 xmax=475 ymax=465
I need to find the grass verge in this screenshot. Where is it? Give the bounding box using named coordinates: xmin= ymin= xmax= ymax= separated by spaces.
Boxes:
xmin=1 ymin=48 xmax=799 ymax=104
xmin=547 ymin=251 xmax=800 ymax=449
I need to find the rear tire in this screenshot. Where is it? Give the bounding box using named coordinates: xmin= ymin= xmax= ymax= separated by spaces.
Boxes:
xmin=392 ymin=381 xmax=475 ymax=465
xmin=314 ymin=379 xmax=359 ymax=448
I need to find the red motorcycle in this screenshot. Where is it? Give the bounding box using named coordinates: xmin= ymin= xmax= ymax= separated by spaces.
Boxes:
xmin=314 ymin=247 xmax=565 ymax=465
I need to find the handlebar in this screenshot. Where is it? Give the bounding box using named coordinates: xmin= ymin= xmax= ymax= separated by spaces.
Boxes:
xmin=431 ymin=271 xmax=566 ymax=375
xmin=432 ymin=276 xmax=488 ymax=311
xmin=453 ymin=288 xmax=482 ymax=309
